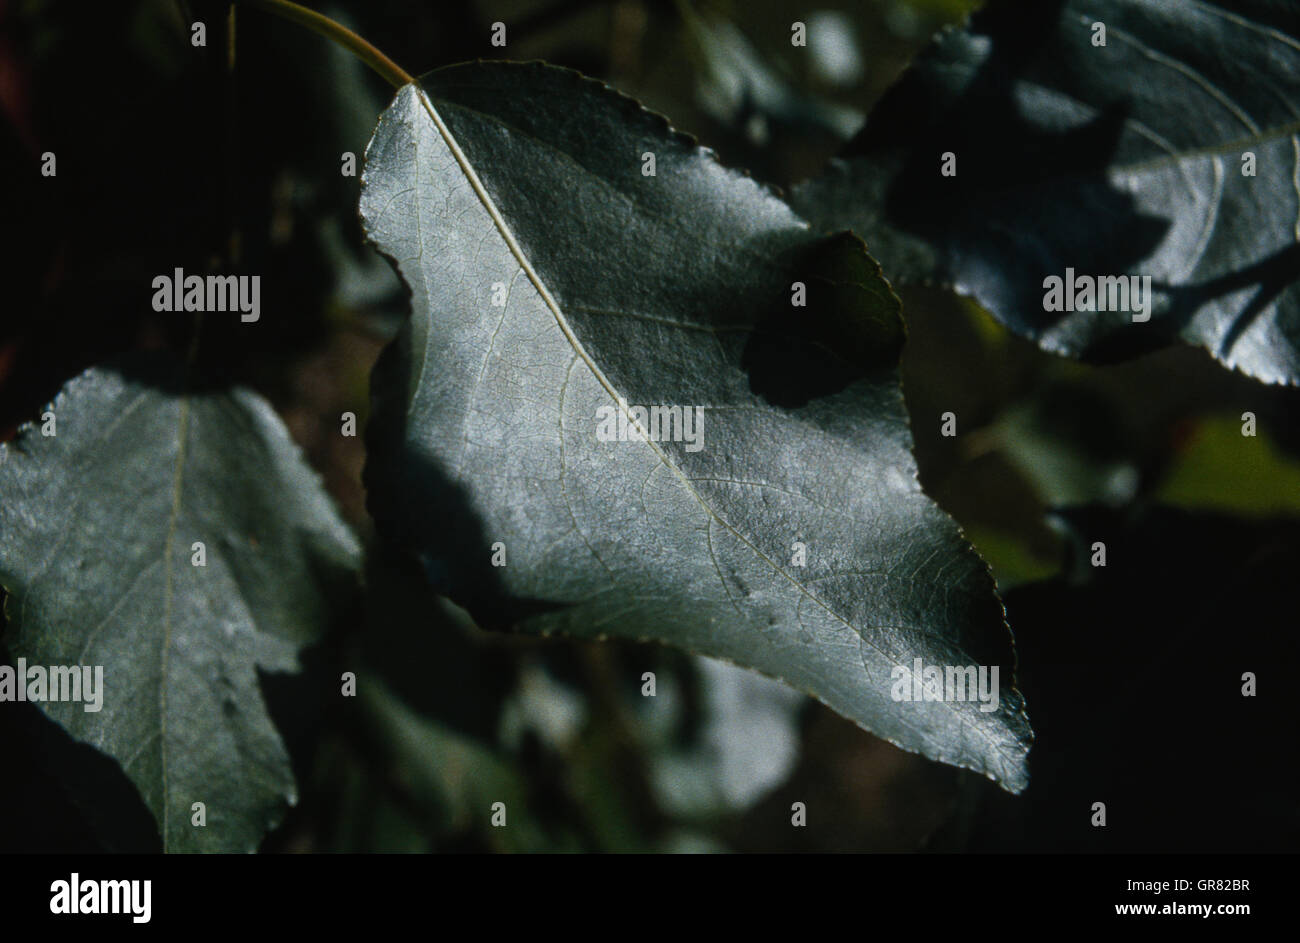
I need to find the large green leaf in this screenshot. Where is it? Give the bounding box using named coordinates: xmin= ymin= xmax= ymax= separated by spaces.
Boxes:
xmin=0 ymin=364 xmax=361 ymax=852
xmin=792 ymin=0 xmax=1300 ymax=384
xmin=360 ymin=62 xmax=1031 ymax=791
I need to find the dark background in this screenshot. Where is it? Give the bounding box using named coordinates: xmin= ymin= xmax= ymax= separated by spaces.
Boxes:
xmin=1 ymin=0 xmax=1297 ymax=852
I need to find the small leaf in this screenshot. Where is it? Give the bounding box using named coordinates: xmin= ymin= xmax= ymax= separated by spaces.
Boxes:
xmin=793 ymin=0 xmax=1300 ymax=384
xmin=0 ymin=363 xmax=361 ymax=852
xmin=361 ymin=63 xmax=1031 ymax=791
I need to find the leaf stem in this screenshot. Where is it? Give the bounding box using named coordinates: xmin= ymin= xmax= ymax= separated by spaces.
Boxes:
xmin=238 ymin=0 xmax=415 ymax=88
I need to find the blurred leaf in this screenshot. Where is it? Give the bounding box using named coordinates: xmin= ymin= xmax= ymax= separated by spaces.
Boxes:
xmin=1157 ymin=414 xmax=1300 ymax=517
xmin=683 ymin=11 xmax=863 ymax=143
xmin=793 ymin=0 xmax=1300 ymax=384
xmin=0 ymin=363 xmax=361 ymax=852
xmin=649 ymin=655 xmax=804 ymax=817
xmin=498 ymin=662 xmax=586 ymax=753
xmin=361 ymin=62 xmax=1031 ymax=791
xmin=960 ymin=524 xmax=1062 ymax=592
xmin=359 ymin=679 xmax=560 ymax=851
xmin=980 ymin=384 xmax=1139 ymax=508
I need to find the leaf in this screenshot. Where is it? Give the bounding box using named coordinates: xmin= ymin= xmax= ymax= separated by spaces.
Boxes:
xmin=1156 ymin=413 xmax=1300 ymax=517
xmin=360 ymin=62 xmax=1031 ymax=791
xmin=358 ymin=679 xmax=560 ymax=852
xmin=792 ymin=0 xmax=1300 ymax=385
xmin=0 ymin=363 xmax=361 ymax=852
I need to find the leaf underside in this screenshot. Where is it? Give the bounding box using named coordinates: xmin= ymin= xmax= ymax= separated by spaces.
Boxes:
xmin=360 ymin=62 xmax=1032 ymax=791
xmin=793 ymin=0 xmax=1300 ymax=385
xmin=0 ymin=364 xmax=361 ymax=852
